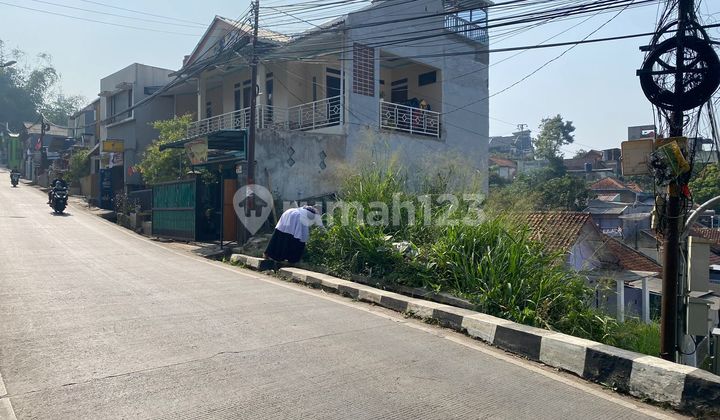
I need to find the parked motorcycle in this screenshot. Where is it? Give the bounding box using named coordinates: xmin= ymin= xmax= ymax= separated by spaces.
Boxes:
xmin=10 ymin=172 xmax=20 ymax=187
xmin=50 ymin=186 xmax=68 ymax=213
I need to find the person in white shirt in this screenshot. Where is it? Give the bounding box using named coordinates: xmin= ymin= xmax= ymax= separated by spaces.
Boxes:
xmin=264 ymin=205 xmax=323 ymax=263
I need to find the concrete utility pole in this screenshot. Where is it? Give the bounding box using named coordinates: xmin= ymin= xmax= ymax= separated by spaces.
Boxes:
xmin=247 ymin=0 xmax=260 ymax=206
xmin=658 ymin=0 xmax=691 ymax=362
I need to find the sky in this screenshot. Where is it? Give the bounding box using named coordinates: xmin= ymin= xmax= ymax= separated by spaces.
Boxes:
xmin=1 ymin=0 xmax=719 ymax=155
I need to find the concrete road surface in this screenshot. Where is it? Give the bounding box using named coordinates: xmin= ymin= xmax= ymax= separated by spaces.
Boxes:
xmin=0 ymin=169 xmax=683 ymax=419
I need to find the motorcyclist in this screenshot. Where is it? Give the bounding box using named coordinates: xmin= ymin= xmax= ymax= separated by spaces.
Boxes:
xmin=48 ymin=172 xmax=68 ymax=204
xmin=10 ymin=168 xmax=20 ymax=185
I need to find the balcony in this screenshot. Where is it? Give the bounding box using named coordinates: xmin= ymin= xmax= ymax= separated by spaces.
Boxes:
xmin=186 ymin=96 xmax=343 ymax=139
xmin=445 ymin=14 xmax=488 ymax=43
xmin=380 ymin=101 xmax=440 ymax=138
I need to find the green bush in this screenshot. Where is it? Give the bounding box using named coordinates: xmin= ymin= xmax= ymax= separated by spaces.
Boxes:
xmin=67 ymin=149 xmax=90 ymax=186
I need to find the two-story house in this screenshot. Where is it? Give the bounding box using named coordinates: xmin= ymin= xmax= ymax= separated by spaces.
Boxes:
xmin=99 ymin=63 xmax=175 ymax=191
xmin=162 ymin=0 xmax=491 ymax=201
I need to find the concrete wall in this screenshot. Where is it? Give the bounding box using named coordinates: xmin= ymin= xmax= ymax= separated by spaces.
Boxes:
xmin=254 ymin=129 xmax=347 ymax=201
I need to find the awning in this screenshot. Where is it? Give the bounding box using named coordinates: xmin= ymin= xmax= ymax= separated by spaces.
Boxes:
xmin=159 ymin=129 xmax=247 ymax=152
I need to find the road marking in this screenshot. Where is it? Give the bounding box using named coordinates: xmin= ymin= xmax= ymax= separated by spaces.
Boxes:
xmin=58 ymin=196 xmax=683 ymax=419
xmin=0 ymin=370 xmax=18 ymax=420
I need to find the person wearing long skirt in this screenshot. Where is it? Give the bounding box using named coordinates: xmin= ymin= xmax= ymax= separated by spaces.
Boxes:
xmin=264 ymin=205 xmax=322 ymax=263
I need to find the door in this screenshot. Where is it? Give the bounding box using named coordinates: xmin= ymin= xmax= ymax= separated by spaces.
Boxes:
xmin=223 ymin=179 xmax=238 ymax=242
xmin=326 ymin=70 xmax=341 ymax=125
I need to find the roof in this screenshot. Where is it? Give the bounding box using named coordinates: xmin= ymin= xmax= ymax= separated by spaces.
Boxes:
xmin=183 ymin=16 xmax=289 ymax=69
xmin=489 ymin=156 xmax=517 ymax=168
xmin=601 ymin=237 xmax=662 ymax=272
xmin=585 ymin=205 xmax=628 ymax=216
xmin=524 ymin=212 xmax=596 ymax=253
xmin=589 ymin=177 xmax=643 ymax=193
xmin=691 ymin=227 xmax=720 ymax=244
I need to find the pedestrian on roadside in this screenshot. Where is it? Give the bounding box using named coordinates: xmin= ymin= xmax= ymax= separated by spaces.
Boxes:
xmin=264 ymin=205 xmax=323 ymax=263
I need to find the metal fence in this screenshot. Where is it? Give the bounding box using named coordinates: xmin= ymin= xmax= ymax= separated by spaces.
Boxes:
xmin=380 ymin=101 xmax=441 ymax=137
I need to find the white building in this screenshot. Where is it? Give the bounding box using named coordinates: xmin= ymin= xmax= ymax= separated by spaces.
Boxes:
xmin=164 ymin=0 xmax=490 ymax=200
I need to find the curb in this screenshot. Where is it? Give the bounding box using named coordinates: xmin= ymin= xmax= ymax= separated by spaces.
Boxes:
xmin=230 ymin=256 xmax=718 ymax=416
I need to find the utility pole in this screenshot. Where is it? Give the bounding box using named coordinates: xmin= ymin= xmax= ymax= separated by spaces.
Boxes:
xmin=247 ymin=0 xmax=260 ymax=208
xmin=658 ymin=0 xmax=690 ymax=362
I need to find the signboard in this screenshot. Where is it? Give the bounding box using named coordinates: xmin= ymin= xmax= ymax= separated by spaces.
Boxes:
xmin=185 ymin=138 xmax=208 ymax=165
xmin=101 ymin=139 xmax=124 ymax=153
xmin=621 ymin=138 xmax=654 ymax=176
xmin=108 ymin=152 xmax=124 ymax=168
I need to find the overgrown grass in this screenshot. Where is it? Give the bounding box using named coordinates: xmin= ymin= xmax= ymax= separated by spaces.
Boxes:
xmin=304 ymin=156 xmax=660 ymax=356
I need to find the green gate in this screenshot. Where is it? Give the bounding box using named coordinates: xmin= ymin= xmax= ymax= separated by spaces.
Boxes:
xmin=152 ymin=179 xmax=198 ymax=241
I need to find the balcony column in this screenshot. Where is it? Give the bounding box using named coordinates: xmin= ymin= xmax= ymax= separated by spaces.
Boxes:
xmin=197 ymin=75 xmax=207 ymax=119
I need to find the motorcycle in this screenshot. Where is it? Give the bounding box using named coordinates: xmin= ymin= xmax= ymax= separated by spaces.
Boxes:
xmin=10 ymin=172 xmax=20 ymax=187
xmin=50 ymin=186 xmax=68 ymax=214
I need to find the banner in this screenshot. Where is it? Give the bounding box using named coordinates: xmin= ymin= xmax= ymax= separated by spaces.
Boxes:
xmin=185 ymin=138 xmax=208 ymax=165
xmin=101 ymin=139 xmax=124 ymax=153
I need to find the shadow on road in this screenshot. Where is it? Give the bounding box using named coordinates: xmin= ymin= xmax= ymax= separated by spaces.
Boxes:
xmin=50 ymin=212 xmax=72 ymax=217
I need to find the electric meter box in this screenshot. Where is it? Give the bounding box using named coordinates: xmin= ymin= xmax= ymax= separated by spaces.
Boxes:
xmin=687 ymin=296 xmax=710 ymax=336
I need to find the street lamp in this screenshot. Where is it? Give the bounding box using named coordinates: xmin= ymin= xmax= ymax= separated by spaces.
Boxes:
xmin=1 ymin=60 xmax=17 ymax=68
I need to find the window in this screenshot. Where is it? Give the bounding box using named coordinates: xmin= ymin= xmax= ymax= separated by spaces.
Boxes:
xmin=353 ymin=43 xmax=375 ymax=96
xmin=108 ymin=89 xmax=132 ymax=123
xmin=391 ymin=78 xmax=408 ymax=104
xmin=418 ymin=71 xmax=437 ymax=86
xmin=206 ymin=101 xmax=212 ymax=118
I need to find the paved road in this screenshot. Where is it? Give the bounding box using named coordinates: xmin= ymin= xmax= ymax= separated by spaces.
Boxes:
xmin=0 ymin=169 xmax=682 ymax=419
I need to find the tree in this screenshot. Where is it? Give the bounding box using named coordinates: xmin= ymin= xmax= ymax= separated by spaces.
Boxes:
xmin=534 ymin=115 xmax=576 ymax=160
xmin=573 ymin=149 xmax=588 ymax=158
xmin=689 ymin=164 xmax=720 ymax=210
xmin=0 ymin=40 xmax=83 ymax=129
xmin=136 ymin=115 xmax=194 ymax=185
xmin=486 ymin=167 xmax=593 ymax=214
xmin=66 ymin=149 xmax=90 ymax=186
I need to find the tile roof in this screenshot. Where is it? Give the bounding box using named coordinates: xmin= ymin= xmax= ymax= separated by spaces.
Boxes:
xmin=489 ymin=156 xmax=517 ymax=168
xmin=524 ymin=212 xmax=595 ymax=253
xmin=601 ymin=237 xmax=662 ymax=272
xmin=691 ymin=227 xmax=720 ymax=244
xmin=589 ymin=177 xmax=644 ymax=193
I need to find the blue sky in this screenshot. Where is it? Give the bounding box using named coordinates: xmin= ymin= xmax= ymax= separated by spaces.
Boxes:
xmin=1 ymin=0 xmax=719 ymax=154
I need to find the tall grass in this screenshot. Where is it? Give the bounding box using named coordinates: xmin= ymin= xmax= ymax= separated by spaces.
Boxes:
xmin=305 ymin=154 xmax=659 ymax=355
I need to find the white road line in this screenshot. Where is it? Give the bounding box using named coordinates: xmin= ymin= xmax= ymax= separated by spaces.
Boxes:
xmin=0 ymin=370 xmax=18 ymax=420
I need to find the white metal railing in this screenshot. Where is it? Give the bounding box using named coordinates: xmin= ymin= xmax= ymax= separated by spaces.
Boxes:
xmin=288 ymin=96 xmax=342 ymax=131
xmin=186 ymin=96 xmax=343 ymax=138
xmin=445 ymin=14 xmax=488 ymax=43
xmin=380 ymin=101 xmax=440 ymax=138
xmin=187 ymin=107 xmax=251 ymax=138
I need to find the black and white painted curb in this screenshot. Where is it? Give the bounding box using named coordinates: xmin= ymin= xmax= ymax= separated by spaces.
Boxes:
xmin=229 ymin=255 xmax=720 ymax=415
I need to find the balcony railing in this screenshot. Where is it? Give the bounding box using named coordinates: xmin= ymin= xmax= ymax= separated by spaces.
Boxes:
xmin=445 ymin=14 xmax=488 ymax=43
xmin=186 ymin=96 xmax=343 ymax=139
xmin=187 ymin=108 xmax=251 ymax=139
xmin=380 ymin=101 xmax=441 ymax=138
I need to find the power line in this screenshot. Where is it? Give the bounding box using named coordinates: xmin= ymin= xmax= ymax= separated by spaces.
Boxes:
xmin=77 ymin=0 xmax=208 ymax=26
xmin=0 ymin=1 xmax=202 ymax=36
xmin=26 ymin=0 xmax=207 ymax=29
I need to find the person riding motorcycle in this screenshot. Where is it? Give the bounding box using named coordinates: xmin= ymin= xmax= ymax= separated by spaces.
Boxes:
xmin=48 ymin=173 xmax=68 ymax=204
xmin=10 ymin=168 xmax=20 ymax=186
